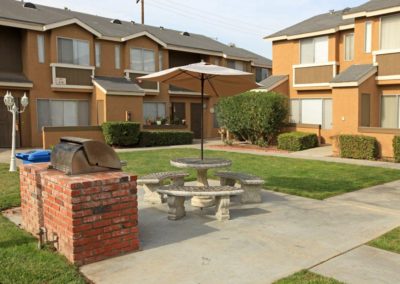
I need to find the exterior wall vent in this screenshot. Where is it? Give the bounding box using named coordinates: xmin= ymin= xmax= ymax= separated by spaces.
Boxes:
xmin=131 ymin=21 xmax=135 ymax=24
xmin=160 ymin=26 xmax=164 ymax=30
xmin=23 ymin=2 xmax=37 ymax=9
xmin=181 ymin=31 xmax=190 ymax=36
xmin=111 ymin=19 xmax=122 ymax=24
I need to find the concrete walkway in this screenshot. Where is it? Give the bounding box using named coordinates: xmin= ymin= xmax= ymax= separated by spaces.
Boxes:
xmin=80 ymin=181 xmax=400 ymax=284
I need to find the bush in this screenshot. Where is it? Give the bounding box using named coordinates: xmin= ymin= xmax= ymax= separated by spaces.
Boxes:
xmin=338 ymin=135 xmax=379 ymax=160
xmin=102 ymin=122 xmax=141 ymax=147
xmin=216 ymin=91 xmax=288 ymax=146
xmin=139 ymin=131 xmax=193 ymax=147
xmin=393 ymin=136 xmax=400 ymax=163
xmin=277 ymin=132 xmax=319 ymax=151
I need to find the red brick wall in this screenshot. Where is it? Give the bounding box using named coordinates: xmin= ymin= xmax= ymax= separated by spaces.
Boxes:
xmin=20 ymin=163 xmax=139 ymax=266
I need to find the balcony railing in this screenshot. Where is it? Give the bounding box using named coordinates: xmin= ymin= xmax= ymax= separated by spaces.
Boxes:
xmin=293 ymin=62 xmax=337 ymax=88
xmin=51 ymin=63 xmax=94 ymax=89
xmin=169 ymin=85 xmax=201 ymax=95
xmin=374 ymin=49 xmax=400 ymax=80
xmin=125 ymin=70 xmax=159 ymax=93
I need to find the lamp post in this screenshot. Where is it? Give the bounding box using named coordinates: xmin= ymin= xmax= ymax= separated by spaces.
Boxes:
xmin=3 ymin=91 xmax=29 ymax=172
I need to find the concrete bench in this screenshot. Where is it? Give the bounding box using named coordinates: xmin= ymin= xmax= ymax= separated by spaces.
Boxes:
xmin=137 ymin=171 xmax=189 ymax=204
xmin=158 ymin=186 xmax=243 ymax=221
xmin=215 ymin=172 xmax=264 ymax=204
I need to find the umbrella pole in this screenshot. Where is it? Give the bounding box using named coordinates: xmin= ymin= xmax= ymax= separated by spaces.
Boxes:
xmin=201 ymin=74 xmax=204 ymax=160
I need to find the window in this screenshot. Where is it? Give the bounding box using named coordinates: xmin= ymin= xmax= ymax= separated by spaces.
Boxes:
xmin=37 ymin=99 xmax=89 ymax=131
xmin=171 ymin=102 xmax=185 ymax=124
xmin=381 ymin=14 xmax=400 ymax=50
xmin=227 ymin=60 xmax=245 ymax=71
xmin=143 ymin=102 xmax=166 ymax=120
xmin=213 ymin=105 xmax=220 ymax=128
xmin=95 ymin=42 xmax=101 ymax=67
xmin=290 ymin=98 xmax=332 ymax=129
xmin=344 ymin=33 xmax=354 ymax=61
xmin=37 ymin=34 xmax=45 ymax=63
xmin=300 ymin=36 xmax=329 ymax=64
xmin=130 ymin=48 xmax=155 ymax=72
xmin=159 ymin=51 xmax=163 ymax=71
xmin=381 ymin=96 xmax=400 ymax=128
xmin=214 ymin=58 xmax=220 ymax=66
xmin=57 ymin=38 xmax=89 ymax=66
xmin=256 ymin=67 xmax=269 ymax=82
xmin=365 ymin=21 xmax=372 ymax=53
xmin=115 ymin=45 xmax=121 ymax=69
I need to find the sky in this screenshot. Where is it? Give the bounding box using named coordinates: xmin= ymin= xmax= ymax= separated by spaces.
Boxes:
xmin=30 ymin=0 xmax=367 ymax=59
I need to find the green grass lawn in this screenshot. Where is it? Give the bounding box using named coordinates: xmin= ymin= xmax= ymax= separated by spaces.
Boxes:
xmin=0 ymin=163 xmax=20 ymax=210
xmin=0 ymin=215 xmax=86 ymax=284
xmin=369 ymin=227 xmax=400 ymax=254
xmin=121 ymin=148 xmax=400 ymax=200
xmin=273 ymin=270 xmax=344 ymax=284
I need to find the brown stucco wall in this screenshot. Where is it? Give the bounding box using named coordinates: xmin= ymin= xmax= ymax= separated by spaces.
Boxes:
xmin=42 ymin=126 xmax=105 ymax=149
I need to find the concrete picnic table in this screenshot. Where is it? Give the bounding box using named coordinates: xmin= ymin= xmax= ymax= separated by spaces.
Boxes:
xmin=170 ymin=157 xmax=232 ymax=207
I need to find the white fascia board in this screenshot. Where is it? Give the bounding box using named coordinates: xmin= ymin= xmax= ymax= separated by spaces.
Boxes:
xmin=122 ymin=31 xmax=167 ymax=47
xmin=44 ymin=19 xmax=102 ymax=38
xmin=376 ymin=75 xmax=400 ymax=81
xmin=331 ymin=68 xmax=377 ymax=88
xmin=166 ymin=45 xmax=222 ymax=57
xmin=0 ymin=81 xmax=33 ymax=88
xmin=0 ymin=18 xmax=43 ymax=31
xmin=343 ymin=6 xmax=400 ymax=19
xmin=50 ymin=63 xmax=95 ymax=70
xmin=373 ymin=48 xmax=400 ymax=56
xmin=51 ymin=84 xmax=93 ymax=90
xmin=107 ymin=91 xmax=145 ymax=96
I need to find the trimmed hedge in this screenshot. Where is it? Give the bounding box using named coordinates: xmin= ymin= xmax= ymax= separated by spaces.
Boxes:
xmin=139 ymin=131 xmax=194 ymax=147
xmin=102 ymin=122 xmax=141 ymax=147
xmin=393 ymin=136 xmax=400 ymax=163
xmin=338 ymin=135 xmax=379 ymax=160
xmin=277 ymin=132 xmax=319 ymax=151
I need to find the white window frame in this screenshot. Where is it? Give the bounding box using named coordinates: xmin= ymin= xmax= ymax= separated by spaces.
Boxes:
xmin=300 ymin=36 xmax=329 ymax=64
xmin=344 ymin=33 xmax=355 ymax=61
xmin=365 ymin=21 xmax=372 ymax=53
xmin=36 ymin=98 xmax=90 ymax=131
xmin=130 ymin=47 xmax=156 ymax=72
xmin=37 ymin=34 xmax=45 ymax=64
xmin=380 ymin=13 xmax=400 ymax=51
xmin=115 ymin=45 xmax=121 ymax=69
xmin=57 ymin=36 xmax=90 ymax=66
xmin=143 ymin=102 xmax=167 ymax=120
xmin=95 ymin=42 xmax=101 ymax=68
xmin=290 ymin=98 xmax=333 ymax=129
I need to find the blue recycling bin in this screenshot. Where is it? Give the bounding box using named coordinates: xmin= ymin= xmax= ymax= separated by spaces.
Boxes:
xmin=15 ymin=150 xmax=51 ymax=164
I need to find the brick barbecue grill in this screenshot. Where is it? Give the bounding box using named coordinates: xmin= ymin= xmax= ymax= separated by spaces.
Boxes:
xmin=20 ymin=137 xmax=139 ymax=266
xmin=50 ymin=137 xmax=122 ymax=175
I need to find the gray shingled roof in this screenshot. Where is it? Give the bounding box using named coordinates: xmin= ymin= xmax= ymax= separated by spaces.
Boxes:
xmin=0 ymin=72 xmax=32 ymax=83
xmin=0 ymin=0 xmax=270 ymax=65
xmin=330 ymin=64 xmax=376 ymax=83
xmin=258 ymin=75 xmax=288 ymax=89
xmin=93 ymin=76 xmax=144 ymax=94
xmin=345 ymin=0 xmax=400 ymax=15
xmin=265 ymin=9 xmax=354 ymax=39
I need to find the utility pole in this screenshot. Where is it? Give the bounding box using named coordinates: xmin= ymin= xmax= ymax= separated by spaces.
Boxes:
xmin=136 ymin=0 xmax=144 ymax=24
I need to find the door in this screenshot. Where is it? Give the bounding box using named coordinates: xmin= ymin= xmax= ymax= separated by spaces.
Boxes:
xmin=0 ymin=96 xmax=21 ymax=148
xmin=190 ymin=103 xmax=202 ymax=139
xmin=361 ymin=94 xmax=371 ymax=127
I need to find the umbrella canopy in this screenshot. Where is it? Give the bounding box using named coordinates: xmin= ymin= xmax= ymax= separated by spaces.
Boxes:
xmin=138 ymin=62 xmax=259 ymax=160
xmin=137 ymin=62 xmax=259 ymax=96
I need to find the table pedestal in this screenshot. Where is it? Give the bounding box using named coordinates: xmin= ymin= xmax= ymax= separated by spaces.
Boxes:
xmin=191 ymin=169 xmax=215 ymax=208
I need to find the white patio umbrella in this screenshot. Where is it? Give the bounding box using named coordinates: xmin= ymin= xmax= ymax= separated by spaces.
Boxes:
xmin=138 ymin=62 xmax=259 ymax=160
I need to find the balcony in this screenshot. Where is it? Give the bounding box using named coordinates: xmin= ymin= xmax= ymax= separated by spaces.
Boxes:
xmin=125 ymin=70 xmax=159 ymax=93
xmin=293 ymin=62 xmax=337 ymax=88
xmin=374 ymin=49 xmax=400 ymax=81
xmin=51 ymin=63 xmax=94 ymax=89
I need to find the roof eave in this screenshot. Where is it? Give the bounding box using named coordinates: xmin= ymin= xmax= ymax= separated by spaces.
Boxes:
xmin=343 ymin=6 xmax=400 ymax=19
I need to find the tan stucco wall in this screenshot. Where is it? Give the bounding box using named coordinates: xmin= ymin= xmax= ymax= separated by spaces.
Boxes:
xmin=42 ymin=126 xmax=105 ymax=149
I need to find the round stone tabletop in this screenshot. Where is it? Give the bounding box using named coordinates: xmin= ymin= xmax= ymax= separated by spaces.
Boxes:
xmin=170 ymin=158 xmax=232 ymax=170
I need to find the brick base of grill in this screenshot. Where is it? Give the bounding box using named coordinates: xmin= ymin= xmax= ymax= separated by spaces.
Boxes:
xmin=20 ymin=163 xmax=139 ymax=266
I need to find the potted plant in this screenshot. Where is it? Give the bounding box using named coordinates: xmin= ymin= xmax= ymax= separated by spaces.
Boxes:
xmin=182 ymin=119 xmax=186 ymax=125
xmin=156 ymin=116 xmax=162 ymax=125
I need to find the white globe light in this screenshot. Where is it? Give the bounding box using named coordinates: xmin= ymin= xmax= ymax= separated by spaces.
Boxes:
xmin=3 ymin=91 xmax=14 ymax=107
xmin=21 ymin=93 xmax=29 ymax=107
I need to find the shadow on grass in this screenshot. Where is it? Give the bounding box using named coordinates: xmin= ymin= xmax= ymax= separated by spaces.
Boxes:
xmin=0 ymin=236 xmax=34 ymax=249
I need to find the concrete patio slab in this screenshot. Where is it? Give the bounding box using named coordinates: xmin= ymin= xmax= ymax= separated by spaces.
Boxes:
xmin=80 ymin=182 xmax=400 ymax=284
xmin=311 ymin=245 xmax=400 ymax=284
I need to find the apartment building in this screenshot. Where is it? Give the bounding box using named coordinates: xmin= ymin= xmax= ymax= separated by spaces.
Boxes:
xmin=0 ymin=0 xmax=271 ymax=148
xmin=264 ymin=0 xmax=400 ymax=158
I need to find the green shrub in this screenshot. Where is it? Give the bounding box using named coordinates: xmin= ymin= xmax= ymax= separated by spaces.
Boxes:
xmin=338 ymin=135 xmax=379 ymax=160
xmin=216 ymin=91 xmax=288 ymax=146
xmin=393 ymin=136 xmax=400 ymax=163
xmin=102 ymin=122 xmax=141 ymax=147
xmin=139 ymin=131 xmax=193 ymax=147
xmin=277 ymin=132 xmax=319 ymax=151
